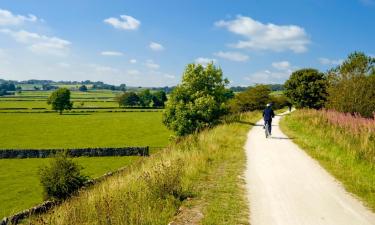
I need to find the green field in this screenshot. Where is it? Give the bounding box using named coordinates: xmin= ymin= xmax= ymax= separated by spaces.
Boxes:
xmin=0 ymin=100 xmax=118 ymax=109
xmin=0 ymin=156 xmax=139 ymax=218
xmin=0 ymin=112 xmax=170 ymax=149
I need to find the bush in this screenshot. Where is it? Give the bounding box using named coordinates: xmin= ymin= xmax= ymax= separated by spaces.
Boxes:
xmin=229 ymin=85 xmax=271 ymax=112
xmin=326 ymin=52 xmax=375 ymax=118
xmin=39 ymin=153 xmax=88 ymax=200
xmin=284 ymin=68 xmax=328 ymax=109
xmin=163 ymin=63 xmax=232 ymax=136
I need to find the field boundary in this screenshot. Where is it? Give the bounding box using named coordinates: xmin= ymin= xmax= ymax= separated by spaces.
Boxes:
xmin=0 ymin=147 xmax=149 ymax=158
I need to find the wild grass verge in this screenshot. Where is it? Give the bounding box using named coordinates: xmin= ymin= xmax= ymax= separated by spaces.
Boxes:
xmin=280 ymin=109 xmax=375 ymax=211
xmin=24 ymin=111 xmax=260 ymax=225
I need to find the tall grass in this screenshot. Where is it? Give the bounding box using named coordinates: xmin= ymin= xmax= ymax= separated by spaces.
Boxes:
xmin=280 ymin=109 xmax=375 ymax=210
xmin=26 ymin=112 xmax=260 ymax=225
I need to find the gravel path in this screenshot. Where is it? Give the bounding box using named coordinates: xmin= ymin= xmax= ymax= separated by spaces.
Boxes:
xmin=244 ymin=112 xmax=375 ymax=225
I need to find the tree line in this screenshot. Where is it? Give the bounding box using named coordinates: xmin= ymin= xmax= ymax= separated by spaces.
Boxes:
xmin=284 ymin=52 xmax=375 ymax=118
xmin=115 ymin=89 xmax=167 ymax=107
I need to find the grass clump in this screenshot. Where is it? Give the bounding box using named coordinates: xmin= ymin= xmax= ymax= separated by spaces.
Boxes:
xmin=27 ymin=111 xmax=260 ymax=225
xmin=280 ymin=109 xmax=375 ymax=210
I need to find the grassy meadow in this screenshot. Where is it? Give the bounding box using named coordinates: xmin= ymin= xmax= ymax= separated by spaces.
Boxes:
xmin=0 ymin=112 xmax=170 ymax=149
xmin=25 ymin=112 xmax=261 ymax=225
xmin=280 ymin=109 xmax=375 ymax=210
xmin=0 ymin=156 xmax=139 ymax=218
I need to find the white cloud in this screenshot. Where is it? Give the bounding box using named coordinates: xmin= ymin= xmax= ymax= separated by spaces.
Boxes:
xmin=57 ymin=62 xmax=70 ymax=68
xmin=145 ymin=60 xmax=160 ymax=69
xmin=101 ymin=51 xmax=123 ymax=56
xmin=0 ymin=9 xmax=39 ymax=26
xmin=215 ymin=15 xmax=310 ymax=53
xmin=214 ymin=51 xmax=249 ymax=62
xmin=104 ymin=15 xmax=140 ymax=30
xmin=164 ymin=74 xmax=175 ymax=79
xmin=272 ymin=61 xmax=291 ymax=70
xmin=88 ymin=64 xmax=119 ymax=73
xmin=245 ymin=61 xmax=297 ymax=84
xmin=149 ymin=42 xmax=164 ymax=51
xmin=0 ymin=29 xmax=71 ymax=56
xmin=127 ymin=69 xmax=141 ymax=76
xmin=129 ymin=59 xmax=137 ymax=64
xmin=318 ymin=57 xmax=343 ymax=66
xmin=195 ymin=57 xmax=216 ymax=65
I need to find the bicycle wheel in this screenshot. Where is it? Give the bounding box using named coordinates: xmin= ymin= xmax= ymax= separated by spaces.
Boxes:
xmin=265 ymin=123 xmax=269 ymax=138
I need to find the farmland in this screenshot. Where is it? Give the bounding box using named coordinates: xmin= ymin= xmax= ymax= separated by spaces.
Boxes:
xmin=0 ymin=156 xmax=139 ymax=218
xmin=0 ymin=89 xmax=171 ymax=219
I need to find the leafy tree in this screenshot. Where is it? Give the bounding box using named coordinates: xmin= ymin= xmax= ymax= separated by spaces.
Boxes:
xmin=139 ymin=89 xmax=153 ymax=107
xmin=47 ymin=88 xmax=73 ymax=114
xmin=119 ymin=84 xmax=127 ymax=91
xmin=326 ymin=52 xmax=375 ymax=117
xmin=229 ymin=85 xmax=271 ymax=112
xmin=163 ymin=63 xmax=232 ymax=136
xmin=284 ymin=68 xmax=328 ymax=109
xmin=78 ymin=85 xmax=88 ymax=92
xmin=152 ymin=90 xmax=168 ymax=107
xmin=39 ymin=152 xmax=88 ymax=200
xmin=116 ymin=92 xmax=140 ymax=107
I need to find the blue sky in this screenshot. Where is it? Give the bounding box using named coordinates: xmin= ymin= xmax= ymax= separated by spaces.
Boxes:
xmin=0 ymin=0 xmax=374 ymax=86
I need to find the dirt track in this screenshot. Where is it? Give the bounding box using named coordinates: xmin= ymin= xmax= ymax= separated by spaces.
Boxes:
xmin=244 ymin=112 xmax=375 ymax=225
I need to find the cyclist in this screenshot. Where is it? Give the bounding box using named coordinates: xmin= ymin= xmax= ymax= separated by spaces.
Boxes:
xmin=263 ymin=103 xmax=275 ymax=136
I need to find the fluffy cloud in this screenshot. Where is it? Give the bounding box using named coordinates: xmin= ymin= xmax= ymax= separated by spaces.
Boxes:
xmin=0 ymin=9 xmax=38 ymax=26
xmin=246 ymin=61 xmax=296 ymax=84
xmin=104 ymin=15 xmax=140 ymax=30
xmin=272 ymin=61 xmax=291 ymax=70
xmin=100 ymin=51 xmax=123 ymax=56
xmin=0 ymin=29 xmax=70 ymax=56
xmin=145 ymin=60 xmax=160 ymax=69
xmin=214 ymin=51 xmax=249 ymax=62
xmin=129 ymin=59 xmax=137 ymax=64
xmin=215 ymin=15 xmax=310 ymax=53
xmin=195 ymin=57 xmax=216 ymax=65
xmin=318 ymin=57 xmax=343 ymax=66
xmin=149 ymin=42 xmax=164 ymax=51
xmin=127 ymin=69 xmax=141 ymax=76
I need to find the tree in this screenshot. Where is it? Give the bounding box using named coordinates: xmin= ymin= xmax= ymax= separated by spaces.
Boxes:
xmin=39 ymin=152 xmax=88 ymax=200
xmin=284 ymin=68 xmax=328 ymax=109
xmin=78 ymin=85 xmax=88 ymax=92
xmin=119 ymin=84 xmax=127 ymax=91
xmin=47 ymin=88 xmax=73 ymax=114
xmin=152 ymin=90 xmax=168 ymax=107
xmin=229 ymin=85 xmax=271 ymax=112
xmin=326 ymin=52 xmax=375 ymax=117
xmin=116 ymin=92 xmax=140 ymax=107
xmin=163 ymin=63 xmax=232 ymax=136
xmin=139 ymin=89 xmax=153 ymax=107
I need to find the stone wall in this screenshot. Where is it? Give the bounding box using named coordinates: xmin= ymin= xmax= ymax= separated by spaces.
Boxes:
xmin=0 ymin=147 xmax=149 ymax=159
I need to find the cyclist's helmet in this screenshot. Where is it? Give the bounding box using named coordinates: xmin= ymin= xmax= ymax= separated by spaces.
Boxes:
xmin=266 ymin=103 xmax=271 ymax=107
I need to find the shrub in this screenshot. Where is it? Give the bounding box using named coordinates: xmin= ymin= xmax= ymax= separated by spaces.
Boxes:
xmin=284 ymin=68 xmax=328 ymax=109
xmin=163 ymin=63 xmax=232 ymax=136
xmin=326 ymin=52 xmax=375 ymax=118
xmin=39 ymin=153 xmax=88 ymax=200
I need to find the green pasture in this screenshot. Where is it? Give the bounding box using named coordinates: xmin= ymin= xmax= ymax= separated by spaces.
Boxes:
xmin=0 ymin=100 xmax=118 ymax=109
xmin=0 ymin=156 xmax=139 ymax=218
xmin=0 ymin=112 xmax=170 ymax=149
